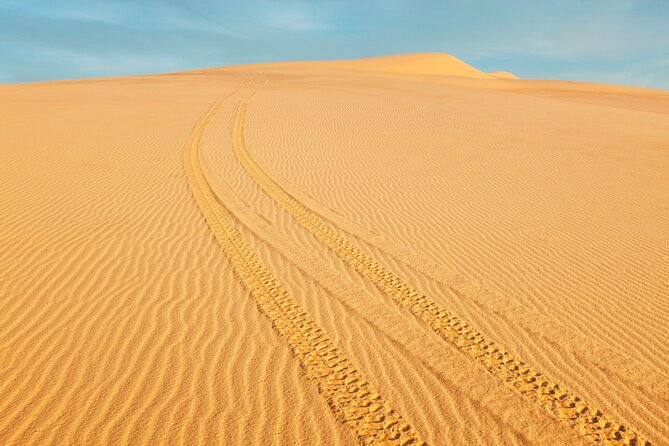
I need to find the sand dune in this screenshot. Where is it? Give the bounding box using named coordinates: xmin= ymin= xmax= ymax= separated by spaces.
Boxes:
xmin=1 ymin=53 xmax=667 ymax=445
xmin=239 ymin=52 xmax=494 ymax=79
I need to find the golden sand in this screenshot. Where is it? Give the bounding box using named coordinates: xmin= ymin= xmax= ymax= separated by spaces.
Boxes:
xmin=1 ymin=54 xmax=667 ymax=445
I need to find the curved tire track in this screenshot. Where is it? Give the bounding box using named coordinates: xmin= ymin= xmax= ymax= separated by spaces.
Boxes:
xmin=231 ymin=87 xmax=652 ymax=446
xmin=185 ymin=85 xmax=425 ymax=446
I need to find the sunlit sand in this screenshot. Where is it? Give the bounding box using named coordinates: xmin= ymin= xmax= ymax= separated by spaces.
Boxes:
xmin=1 ymin=53 xmax=667 ymax=445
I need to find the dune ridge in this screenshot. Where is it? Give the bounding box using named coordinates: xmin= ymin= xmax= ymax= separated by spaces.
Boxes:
xmin=237 ymin=52 xmax=494 ymax=79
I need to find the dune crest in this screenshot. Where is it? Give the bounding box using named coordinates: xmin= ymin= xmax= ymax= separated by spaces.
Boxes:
xmin=318 ymin=53 xmax=493 ymax=78
xmin=240 ymin=52 xmax=494 ymax=79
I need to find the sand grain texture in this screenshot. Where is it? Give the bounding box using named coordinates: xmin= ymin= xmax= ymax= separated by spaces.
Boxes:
xmin=1 ymin=54 xmax=667 ymax=445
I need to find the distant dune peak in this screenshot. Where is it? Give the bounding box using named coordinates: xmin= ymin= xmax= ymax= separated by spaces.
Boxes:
xmin=314 ymin=52 xmax=495 ymax=79
xmin=227 ymin=52 xmax=515 ymax=80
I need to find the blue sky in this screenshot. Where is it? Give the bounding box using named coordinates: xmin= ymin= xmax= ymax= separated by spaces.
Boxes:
xmin=1 ymin=0 xmax=668 ymax=89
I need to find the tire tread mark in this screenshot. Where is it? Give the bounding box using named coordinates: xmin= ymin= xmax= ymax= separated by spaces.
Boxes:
xmin=185 ymin=86 xmax=425 ymax=446
xmin=232 ymin=88 xmax=651 ymax=446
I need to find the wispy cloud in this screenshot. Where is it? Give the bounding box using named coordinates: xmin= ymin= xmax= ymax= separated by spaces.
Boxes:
xmin=263 ymin=8 xmax=333 ymax=32
xmin=1 ymin=0 xmax=668 ymax=89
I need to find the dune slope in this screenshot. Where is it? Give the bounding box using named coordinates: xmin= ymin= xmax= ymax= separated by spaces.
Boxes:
xmin=239 ymin=52 xmax=494 ymax=79
xmin=1 ymin=54 xmax=667 ymax=445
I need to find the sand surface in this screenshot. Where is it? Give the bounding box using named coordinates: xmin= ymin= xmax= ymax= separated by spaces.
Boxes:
xmin=1 ymin=54 xmax=668 ymax=445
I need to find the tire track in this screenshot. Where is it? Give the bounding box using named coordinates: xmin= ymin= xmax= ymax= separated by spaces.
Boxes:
xmin=185 ymin=85 xmax=425 ymax=446
xmin=197 ymin=166 xmax=585 ymax=445
xmin=232 ymin=87 xmax=652 ymax=446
